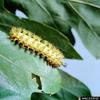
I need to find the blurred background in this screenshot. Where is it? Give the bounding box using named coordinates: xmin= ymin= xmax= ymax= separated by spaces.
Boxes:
xmin=16 ymin=10 xmax=100 ymax=96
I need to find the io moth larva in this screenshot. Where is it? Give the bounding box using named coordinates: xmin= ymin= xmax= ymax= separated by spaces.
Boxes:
xmin=9 ymin=27 xmax=64 ymax=68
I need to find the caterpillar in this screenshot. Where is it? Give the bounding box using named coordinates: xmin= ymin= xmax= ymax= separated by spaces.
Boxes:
xmin=9 ymin=27 xmax=64 ymax=68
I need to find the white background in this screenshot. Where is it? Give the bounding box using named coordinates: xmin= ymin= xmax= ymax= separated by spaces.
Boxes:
xmin=17 ymin=10 xmax=100 ymax=96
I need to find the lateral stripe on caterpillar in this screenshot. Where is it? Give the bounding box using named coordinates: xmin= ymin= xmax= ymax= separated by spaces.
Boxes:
xmin=9 ymin=27 xmax=64 ymax=68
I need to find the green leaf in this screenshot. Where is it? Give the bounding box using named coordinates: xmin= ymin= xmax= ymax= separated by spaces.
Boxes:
xmin=65 ymin=0 xmax=100 ymax=58
xmin=59 ymin=70 xmax=91 ymax=96
xmin=31 ymin=70 xmax=91 ymax=100
xmin=0 ymin=1 xmax=91 ymax=99
xmin=5 ymin=0 xmax=100 ymax=58
xmin=78 ymin=20 xmax=100 ymax=58
xmin=31 ymin=90 xmax=78 ymax=100
xmin=0 ymin=0 xmax=3 ymax=8
xmin=4 ymin=0 xmax=77 ymax=45
xmin=69 ymin=0 xmax=100 ymax=8
xmin=4 ymin=0 xmax=100 ymax=58
xmin=0 ymin=7 xmax=82 ymax=59
xmin=0 ymin=30 xmax=61 ymax=99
